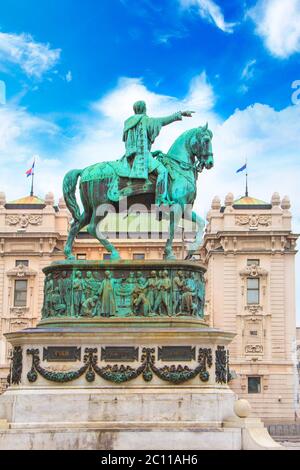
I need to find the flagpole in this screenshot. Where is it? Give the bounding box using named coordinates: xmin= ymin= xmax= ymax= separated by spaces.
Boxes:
xmin=245 ymin=157 xmax=248 ymax=197
xmin=30 ymin=158 xmax=35 ymax=197
xmin=30 ymin=172 xmax=34 ymax=197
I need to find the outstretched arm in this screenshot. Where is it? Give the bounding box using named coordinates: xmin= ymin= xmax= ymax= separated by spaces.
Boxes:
xmin=159 ymin=110 xmax=195 ymax=127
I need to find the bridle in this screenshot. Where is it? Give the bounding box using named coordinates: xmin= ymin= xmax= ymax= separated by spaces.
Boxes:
xmin=164 ymin=130 xmax=212 ymax=174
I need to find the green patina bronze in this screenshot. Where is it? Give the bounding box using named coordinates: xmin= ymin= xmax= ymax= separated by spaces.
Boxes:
xmin=41 ymin=261 xmax=205 ymax=321
xmin=39 ymin=103 xmax=214 ymax=324
xmin=62 ymin=101 xmax=213 ymax=260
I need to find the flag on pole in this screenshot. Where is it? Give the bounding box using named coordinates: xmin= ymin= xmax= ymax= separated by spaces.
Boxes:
xmin=26 ymin=160 xmax=35 ymax=177
xmin=236 ymin=163 xmax=247 ymax=173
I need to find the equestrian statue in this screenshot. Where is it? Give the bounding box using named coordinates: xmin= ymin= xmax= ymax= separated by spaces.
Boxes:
xmin=63 ymin=100 xmax=214 ymax=260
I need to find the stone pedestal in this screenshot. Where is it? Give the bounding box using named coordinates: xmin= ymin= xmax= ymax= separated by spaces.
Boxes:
xmin=0 ymin=261 xmax=281 ymax=449
xmin=0 ymin=319 xmax=240 ymax=449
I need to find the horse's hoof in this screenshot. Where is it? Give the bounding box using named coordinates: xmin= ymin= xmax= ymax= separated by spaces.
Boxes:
xmin=65 ymin=254 xmax=76 ymax=261
xmin=185 ymin=252 xmax=194 ymax=260
xmin=110 ymin=252 xmax=121 ymax=261
xmin=164 ymin=253 xmax=177 ymax=260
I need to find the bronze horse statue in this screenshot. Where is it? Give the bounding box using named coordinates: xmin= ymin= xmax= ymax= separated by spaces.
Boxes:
xmin=63 ymin=124 xmax=213 ymax=260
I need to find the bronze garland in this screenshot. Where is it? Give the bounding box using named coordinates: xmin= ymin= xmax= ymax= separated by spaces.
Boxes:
xmin=26 ymin=346 xmax=214 ymax=385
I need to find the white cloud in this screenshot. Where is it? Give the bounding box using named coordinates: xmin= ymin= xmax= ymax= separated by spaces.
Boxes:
xmin=179 ymin=0 xmax=236 ymax=33
xmin=238 ymin=84 xmax=249 ymax=95
xmin=0 ymin=105 xmax=57 ymax=156
xmin=66 ymin=70 xmax=72 ymax=82
xmin=206 ymin=103 xmax=300 ymax=207
xmin=0 ymin=80 xmax=6 ymax=104
xmin=97 ymin=72 xmax=215 ymax=120
xmin=69 ymin=72 xmax=219 ymax=172
xmin=155 ymin=30 xmax=187 ymax=45
xmin=0 ymin=71 xmax=218 ymax=200
xmin=0 ymin=103 xmax=62 ymax=198
xmin=194 ymin=101 xmax=300 ymax=323
xmin=238 ymin=59 xmax=257 ymax=94
xmin=248 ymin=0 xmax=300 ymax=58
xmin=241 ymin=59 xmax=256 ymax=80
xmin=0 ymin=31 xmax=61 ymax=78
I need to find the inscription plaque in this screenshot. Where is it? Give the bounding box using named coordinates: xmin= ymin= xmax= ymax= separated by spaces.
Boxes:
xmin=43 ymin=346 xmax=81 ymax=362
xmin=101 ymin=346 xmax=139 ymax=362
xmin=158 ymin=346 xmax=196 ymax=361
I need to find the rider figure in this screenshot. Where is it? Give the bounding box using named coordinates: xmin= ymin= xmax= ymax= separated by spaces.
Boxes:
xmin=121 ymin=100 xmax=193 ymax=205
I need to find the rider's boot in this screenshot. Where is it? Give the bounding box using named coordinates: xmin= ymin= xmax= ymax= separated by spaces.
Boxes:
xmin=155 ymin=167 xmax=174 ymax=206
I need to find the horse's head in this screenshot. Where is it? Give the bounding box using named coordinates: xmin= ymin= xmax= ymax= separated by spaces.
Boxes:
xmin=189 ymin=123 xmax=214 ymax=171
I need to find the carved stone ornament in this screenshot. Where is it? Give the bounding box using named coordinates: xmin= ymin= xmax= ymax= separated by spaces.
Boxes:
xmin=10 ymin=319 xmax=30 ymax=332
xmin=5 ymin=214 xmax=42 ymax=229
xmin=245 ymin=345 xmax=263 ymax=354
xmin=7 ymin=264 xmax=37 ymax=278
xmin=9 ymin=307 xmax=30 ymax=318
xmin=235 ymin=214 xmax=271 ymax=229
xmin=239 ymin=264 xmax=268 ymax=278
xmin=244 ymin=305 xmax=263 ymax=315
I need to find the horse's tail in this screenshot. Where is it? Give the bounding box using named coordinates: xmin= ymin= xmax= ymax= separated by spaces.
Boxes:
xmin=63 ymin=169 xmax=83 ymax=222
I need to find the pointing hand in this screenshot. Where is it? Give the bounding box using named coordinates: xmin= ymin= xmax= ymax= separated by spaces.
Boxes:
xmin=181 ymin=110 xmax=195 ymax=117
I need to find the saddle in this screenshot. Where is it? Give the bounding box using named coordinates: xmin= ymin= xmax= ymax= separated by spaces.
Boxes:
xmin=107 ymin=174 xmax=156 ymax=202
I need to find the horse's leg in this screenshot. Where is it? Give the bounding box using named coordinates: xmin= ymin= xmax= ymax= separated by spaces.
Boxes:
xmin=164 ymin=204 xmax=182 ymax=260
xmin=64 ymin=211 xmax=90 ymax=259
xmin=64 ymin=184 xmax=92 ymax=259
xmin=184 ymin=208 xmax=205 ymax=260
xmin=64 ymin=221 xmax=79 ymax=260
xmin=87 ymin=211 xmax=121 ymax=260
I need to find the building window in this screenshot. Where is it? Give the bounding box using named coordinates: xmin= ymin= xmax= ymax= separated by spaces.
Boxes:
xmin=15 ymin=260 xmax=29 ymax=267
xmin=76 ymin=254 xmax=86 ymax=260
xmin=248 ymin=376 xmax=261 ymax=394
xmin=247 ymin=277 xmax=259 ymax=304
xmin=133 ymin=253 xmax=145 ymax=260
xmin=14 ymin=280 xmax=28 ymax=307
xmin=247 ymin=259 xmax=260 ymax=266
xmin=103 ymin=253 xmax=111 ymax=260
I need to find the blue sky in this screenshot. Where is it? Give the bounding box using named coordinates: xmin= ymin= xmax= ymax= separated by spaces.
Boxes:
xmin=1 ymin=0 xmax=299 ymax=117
xmin=0 ymin=0 xmax=300 ymax=319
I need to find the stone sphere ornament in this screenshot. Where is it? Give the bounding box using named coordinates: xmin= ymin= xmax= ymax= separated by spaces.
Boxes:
xmin=234 ymin=399 xmax=251 ymax=418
